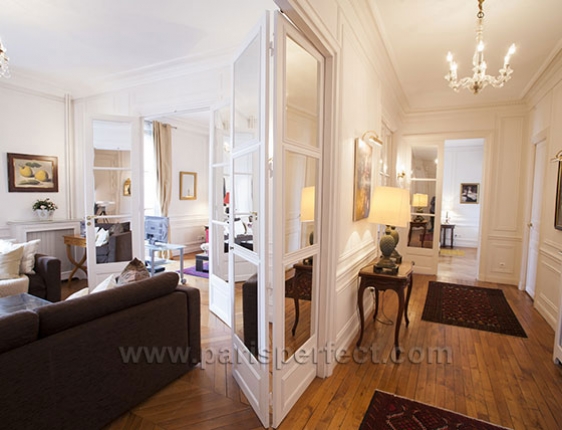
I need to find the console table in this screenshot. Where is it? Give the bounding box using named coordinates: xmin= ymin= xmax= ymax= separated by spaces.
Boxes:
xmin=356 ymin=260 xmax=414 ymax=357
xmin=63 ymin=234 xmax=87 ymax=287
xmin=440 ymin=224 xmax=455 ymax=248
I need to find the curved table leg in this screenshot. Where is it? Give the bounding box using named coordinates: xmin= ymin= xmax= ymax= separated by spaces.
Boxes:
xmin=394 ymin=287 xmax=405 ymax=357
xmin=291 ymin=297 xmax=300 ymax=336
xmin=356 ymin=279 xmax=367 ymax=347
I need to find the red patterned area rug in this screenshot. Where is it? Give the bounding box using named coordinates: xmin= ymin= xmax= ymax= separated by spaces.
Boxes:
xmin=360 ymin=390 xmax=512 ymax=430
xmin=422 ymin=281 xmax=527 ymax=337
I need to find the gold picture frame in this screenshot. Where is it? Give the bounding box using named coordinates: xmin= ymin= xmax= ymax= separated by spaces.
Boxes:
xmin=123 ymin=178 xmax=131 ymax=196
xmin=353 ymin=138 xmax=374 ymax=221
xmin=180 ymin=171 xmax=197 ymax=200
xmin=7 ymin=153 xmax=59 ymax=192
xmin=460 ymin=183 xmax=479 ymax=204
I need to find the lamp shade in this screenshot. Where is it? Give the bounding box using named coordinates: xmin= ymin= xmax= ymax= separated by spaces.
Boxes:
xmin=367 ymin=186 xmax=410 ymax=228
xmin=412 ymin=193 xmax=428 ymax=208
xmin=300 ymin=186 xmax=315 ymax=222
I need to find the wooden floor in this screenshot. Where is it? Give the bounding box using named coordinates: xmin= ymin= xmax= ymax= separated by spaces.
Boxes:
xmin=100 ymin=249 xmax=562 ymax=430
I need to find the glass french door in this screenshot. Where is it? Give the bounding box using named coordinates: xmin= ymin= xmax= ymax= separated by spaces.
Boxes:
xmin=83 ymin=115 xmax=143 ymax=287
xmin=229 ymin=13 xmax=270 ymax=427
xmin=208 ymin=102 xmax=232 ymax=326
xmin=271 ymin=12 xmax=324 ymax=427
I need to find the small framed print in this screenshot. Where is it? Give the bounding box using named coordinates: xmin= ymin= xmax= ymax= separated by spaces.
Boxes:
xmin=7 ymin=153 xmax=58 ymax=192
xmin=460 ymin=183 xmax=479 ymax=204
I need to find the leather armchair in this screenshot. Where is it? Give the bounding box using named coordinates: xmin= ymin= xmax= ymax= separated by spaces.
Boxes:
xmin=26 ymin=253 xmax=61 ymax=302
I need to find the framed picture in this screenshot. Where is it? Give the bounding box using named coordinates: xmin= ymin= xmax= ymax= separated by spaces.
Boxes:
xmin=7 ymin=153 xmax=58 ymax=192
xmin=555 ymin=163 xmax=562 ymax=230
xmin=460 ymin=183 xmax=479 ymax=204
xmin=353 ymin=138 xmax=373 ymax=221
xmin=180 ymin=171 xmax=197 ymax=200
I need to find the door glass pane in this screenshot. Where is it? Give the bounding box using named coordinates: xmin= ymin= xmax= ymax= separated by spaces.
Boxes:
xmin=411 ymin=146 xmax=438 ymax=179
xmin=407 ymin=181 xmax=436 ymax=249
xmin=234 ymin=34 xmax=260 ymax=149
xmin=234 ymin=258 xmax=259 ymax=359
xmin=92 ymin=119 xmax=134 ymax=266
xmin=211 ymin=222 xmax=229 ymax=282
xmin=233 ymin=150 xmax=259 ymax=254
xmin=212 ymin=166 xmax=230 ymax=222
xmin=284 ymin=151 xmax=318 ymax=254
xmin=213 ymin=105 xmax=231 ymax=165
xmin=285 ymin=36 xmax=319 ymax=148
xmin=284 ymin=255 xmax=315 ymax=361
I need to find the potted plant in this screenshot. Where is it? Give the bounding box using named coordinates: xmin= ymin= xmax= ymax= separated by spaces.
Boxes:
xmin=32 ymin=198 xmax=58 ymax=220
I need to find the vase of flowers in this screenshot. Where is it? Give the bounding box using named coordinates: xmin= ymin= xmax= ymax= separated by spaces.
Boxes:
xmin=32 ymin=198 xmax=58 ymax=220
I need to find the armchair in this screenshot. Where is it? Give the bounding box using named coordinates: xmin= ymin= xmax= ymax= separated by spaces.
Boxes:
xmin=26 ymin=253 xmax=61 ymax=302
xmin=95 ymin=222 xmax=133 ymax=264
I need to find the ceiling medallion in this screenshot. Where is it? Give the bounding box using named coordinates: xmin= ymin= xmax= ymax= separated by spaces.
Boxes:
xmin=445 ymin=0 xmax=515 ymax=94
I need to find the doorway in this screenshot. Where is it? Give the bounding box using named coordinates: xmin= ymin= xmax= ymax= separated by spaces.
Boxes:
xmin=438 ymin=138 xmax=484 ymax=280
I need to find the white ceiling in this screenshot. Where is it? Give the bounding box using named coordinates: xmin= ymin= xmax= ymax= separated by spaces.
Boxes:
xmin=1 ymin=0 xmax=562 ymax=112
xmin=371 ymin=0 xmax=562 ymax=111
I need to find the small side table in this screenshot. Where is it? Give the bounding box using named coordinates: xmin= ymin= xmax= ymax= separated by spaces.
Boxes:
xmin=63 ymin=234 xmax=88 ymax=287
xmin=440 ymin=224 xmax=455 ymax=248
xmin=356 ymin=260 xmax=414 ymax=356
xmin=195 ymin=253 xmax=209 ymax=273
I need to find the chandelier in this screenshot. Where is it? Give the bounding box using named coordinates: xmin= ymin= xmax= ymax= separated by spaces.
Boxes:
xmin=0 ymin=38 xmax=9 ymax=78
xmin=445 ymin=0 xmax=515 ymax=94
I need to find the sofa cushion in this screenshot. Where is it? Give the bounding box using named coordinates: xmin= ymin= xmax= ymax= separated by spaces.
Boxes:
xmin=0 ymin=246 xmax=24 ymax=280
xmin=117 ymin=257 xmax=150 ymax=285
xmin=0 ymin=310 xmax=39 ymax=353
xmin=36 ymin=271 xmax=180 ymax=338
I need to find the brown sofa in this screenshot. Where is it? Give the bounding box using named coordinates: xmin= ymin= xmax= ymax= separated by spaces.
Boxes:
xmin=0 ymin=271 xmax=201 ymax=430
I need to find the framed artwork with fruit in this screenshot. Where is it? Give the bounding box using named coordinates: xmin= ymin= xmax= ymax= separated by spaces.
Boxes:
xmin=7 ymin=153 xmax=58 ymax=192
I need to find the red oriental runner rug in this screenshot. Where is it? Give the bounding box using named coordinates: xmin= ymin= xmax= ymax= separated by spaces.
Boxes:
xmin=421 ymin=281 xmax=527 ymax=337
xmin=360 ymin=390 xmax=512 ymax=430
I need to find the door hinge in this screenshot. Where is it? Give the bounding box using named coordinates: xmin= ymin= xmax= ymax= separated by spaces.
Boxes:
xmin=269 ymin=40 xmax=274 ymax=57
xmin=269 ymin=391 xmax=273 ymax=406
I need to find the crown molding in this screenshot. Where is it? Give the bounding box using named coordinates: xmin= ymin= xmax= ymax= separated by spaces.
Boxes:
xmin=524 ymin=42 xmax=562 ymax=107
xmin=78 ymin=49 xmax=233 ymax=99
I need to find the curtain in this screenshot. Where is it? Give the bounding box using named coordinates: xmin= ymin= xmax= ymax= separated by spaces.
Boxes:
xmin=153 ymin=120 xmax=173 ymax=258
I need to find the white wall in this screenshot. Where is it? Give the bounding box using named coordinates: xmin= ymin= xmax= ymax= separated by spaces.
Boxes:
xmin=523 ymin=50 xmax=562 ymax=329
xmin=0 ymin=84 xmax=70 ymax=239
xmin=443 ymin=139 xmax=484 ymax=248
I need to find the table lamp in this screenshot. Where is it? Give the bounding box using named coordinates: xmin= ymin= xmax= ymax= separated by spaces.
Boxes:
xmin=300 ymin=186 xmax=315 ymax=264
xmin=368 ymin=186 xmax=410 ymax=274
xmin=411 ymin=193 xmax=428 ymax=222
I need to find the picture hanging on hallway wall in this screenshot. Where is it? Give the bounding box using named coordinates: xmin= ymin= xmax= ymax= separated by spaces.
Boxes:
xmin=555 ymin=163 xmax=562 ymax=230
xmin=353 ymin=138 xmax=373 ymax=221
xmin=7 ymin=153 xmax=59 ymax=193
xmin=460 ymin=183 xmax=479 ymax=204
